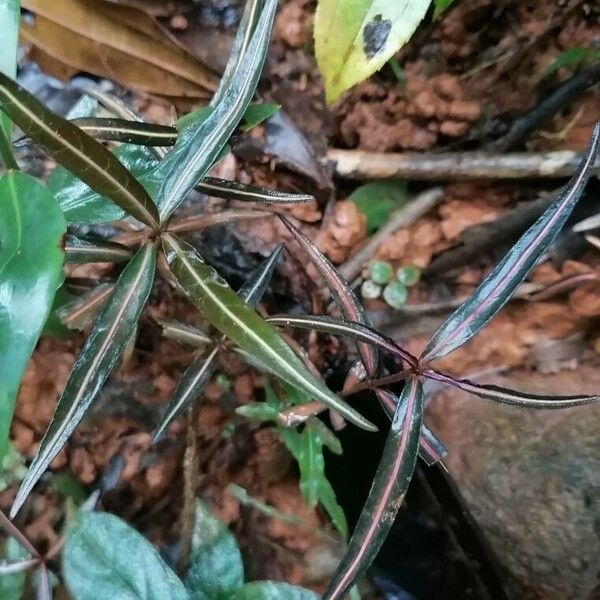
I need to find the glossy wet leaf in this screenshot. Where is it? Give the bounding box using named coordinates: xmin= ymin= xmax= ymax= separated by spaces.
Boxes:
xmin=156 ymin=0 xmax=278 ymax=221
xmin=159 ymin=320 xmax=211 ymax=346
xmin=42 ymin=286 xmax=75 ymax=338
xmin=0 ymin=0 xmax=18 ymax=169
xmin=350 ymin=180 xmax=407 ymax=233
xmin=70 ymin=118 xmax=177 ymax=146
xmin=64 ymin=511 xmax=188 ymax=600
xmin=0 ymin=538 xmax=30 ymax=600
xmin=315 ymin=0 xmax=431 ymax=103
xmin=185 ymin=500 xmax=244 ymax=599
xmin=11 ymin=244 xmax=157 ymax=517
xmin=21 ymin=0 xmax=217 ymax=97
xmin=0 ymin=173 xmax=66 ymax=462
xmin=154 ymin=246 xmax=283 ymax=440
xmin=234 ymin=582 xmax=320 ymax=600
xmin=57 ymin=283 xmax=114 ymax=331
xmin=425 ymin=370 xmax=600 ymax=409
xmin=240 ymin=102 xmax=281 ymax=131
xmin=197 ymin=177 xmax=314 ymax=205
xmin=324 ymin=377 xmax=423 ymax=600
xmin=0 ymin=73 xmax=159 ymax=227
xmin=162 ymin=234 xmax=375 ymax=431
xmin=421 ymin=123 xmax=600 ymax=362
xmin=65 ymin=235 xmax=133 ymax=264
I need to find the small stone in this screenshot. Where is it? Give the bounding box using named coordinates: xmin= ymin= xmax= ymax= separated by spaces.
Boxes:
xmin=170 ymin=14 xmax=188 ymax=30
xmin=361 ymin=279 xmax=382 ymax=300
xmin=383 ymin=281 xmax=408 ymax=308
xmin=368 ymin=260 xmax=393 ymax=284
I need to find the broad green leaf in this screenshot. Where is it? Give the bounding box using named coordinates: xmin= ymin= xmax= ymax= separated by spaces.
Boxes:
xmin=234 ymin=582 xmax=319 ymax=600
xmin=240 ymin=103 xmax=281 ymax=132
xmin=421 ymin=123 xmax=600 ymax=362
xmin=11 ymin=244 xmax=157 ymax=517
xmin=349 ymin=180 xmax=407 ymax=233
xmin=314 ymin=0 xmax=431 ymax=103
xmin=65 ymin=234 xmax=133 ymax=264
xmin=0 ymin=172 xmax=66 ymax=462
xmin=156 ymin=0 xmax=278 ymax=221
xmin=64 ymin=511 xmax=188 ymax=600
xmin=0 ymin=73 xmax=159 ymax=227
xmin=153 ymin=246 xmax=282 ymax=440
xmin=325 ymin=377 xmax=423 ymax=600
xmin=0 ymin=538 xmax=30 ymax=600
xmin=425 ymin=369 xmax=600 ymax=409
xmin=162 ymin=234 xmax=376 ymax=432
xmin=185 ymin=500 xmax=243 ymax=599
xmin=0 ymin=0 xmax=19 ymax=169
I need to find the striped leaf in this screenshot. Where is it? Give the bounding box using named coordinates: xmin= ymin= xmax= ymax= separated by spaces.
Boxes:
xmin=64 ymin=234 xmax=133 ymax=264
xmin=11 ymin=243 xmax=157 ymax=517
xmin=0 ymin=0 xmax=19 ymax=168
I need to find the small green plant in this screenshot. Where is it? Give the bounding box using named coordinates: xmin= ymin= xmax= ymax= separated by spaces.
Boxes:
xmin=361 ymin=260 xmax=421 ymax=308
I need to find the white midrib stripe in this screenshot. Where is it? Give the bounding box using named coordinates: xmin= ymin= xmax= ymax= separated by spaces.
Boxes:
xmin=82 ymin=124 xmax=175 ymax=141
xmin=3 ymin=85 xmax=156 ymax=226
xmin=168 ymin=237 xmax=351 ymax=417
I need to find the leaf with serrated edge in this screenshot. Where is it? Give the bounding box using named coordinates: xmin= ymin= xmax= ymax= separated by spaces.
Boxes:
xmin=0 ymin=72 xmax=159 ymax=227
xmin=421 ymin=123 xmax=600 ymax=362
xmin=324 ymin=377 xmax=423 ymax=600
xmin=0 ymin=0 xmax=19 ymax=168
xmin=11 ymin=243 xmax=157 ymax=517
xmin=0 ymin=173 xmax=66 ymax=463
xmin=153 ymin=245 xmax=286 ymax=439
xmin=64 ymin=235 xmax=133 ymax=264
xmin=267 ymin=314 xmax=417 ymax=368
xmin=425 ymin=370 xmax=600 ymax=409
xmin=162 ymin=233 xmax=375 ymax=431
xmin=156 ymin=0 xmax=278 ymax=221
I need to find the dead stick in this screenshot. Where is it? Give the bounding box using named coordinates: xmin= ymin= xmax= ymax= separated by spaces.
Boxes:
xmin=327 ymin=149 xmax=600 ymax=181
xmin=339 ymin=187 xmax=443 ymax=282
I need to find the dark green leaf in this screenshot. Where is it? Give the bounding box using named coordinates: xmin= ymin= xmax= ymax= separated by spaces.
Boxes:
xmin=0 ymin=172 xmax=66 ymax=462
xmin=240 ymin=102 xmax=280 ymax=132
xmin=197 ymin=178 xmax=314 ymax=204
xmin=50 ymin=472 xmax=86 ymax=504
xmin=324 ymin=377 xmax=423 ymax=600
xmin=159 ymin=320 xmax=211 ymax=346
xmin=42 ymin=285 xmax=75 ymax=338
xmin=0 ymin=73 xmax=159 ymax=227
xmin=234 ymin=582 xmax=319 ymax=600
xmin=0 ymin=0 xmax=19 ymax=169
xmin=433 ymin=0 xmax=456 ymax=17
xmin=64 ymin=511 xmax=188 ymax=600
xmin=70 ymin=117 xmax=177 ymax=146
xmin=162 ymin=234 xmax=375 ymax=431
xmin=11 ymin=244 xmax=157 ymax=517
xmin=421 ymin=123 xmax=600 ymax=362
xmin=0 ymin=538 xmax=30 ymax=600
xmin=156 ymin=0 xmax=278 ymax=221
xmin=185 ymin=500 xmax=244 ymax=599
xmin=65 ymin=234 xmax=133 ymax=264
xmin=425 ymin=369 xmax=600 ymax=409
xmin=57 ymin=283 xmax=114 ymax=331
xmin=541 ymin=47 xmax=600 ymax=80
xmin=349 ymin=180 xmax=407 ymax=233
xmin=154 ymin=246 xmax=282 ymax=440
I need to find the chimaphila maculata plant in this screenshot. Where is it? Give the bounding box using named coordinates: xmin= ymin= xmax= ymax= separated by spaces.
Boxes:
xmin=0 ymin=0 xmax=599 ymax=598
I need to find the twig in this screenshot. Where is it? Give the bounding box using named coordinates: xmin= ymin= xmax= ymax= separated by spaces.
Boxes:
xmin=327 ymin=148 xmax=600 ymax=181
xmin=339 ymin=188 xmax=443 ymax=282
xmin=490 ymin=64 xmax=600 ymax=152
xmin=178 ymin=402 xmax=201 ymax=575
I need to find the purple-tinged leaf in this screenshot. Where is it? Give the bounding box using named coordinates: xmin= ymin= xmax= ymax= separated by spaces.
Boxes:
xmin=280 ymin=216 xmax=378 ymax=376
xmin=425 ymin=369 xmax=600 ymax=409
xmin=267 ymin=314 xmax=418 ymax=369
xmin=64 ymin=234 xmax=133 ymax=264
xmin=324 ymin=377 xmax=423 ymax=600
xmin=421 ymin=123 xmax=600 ymax=362
xmin=11 ymin=243 xmax=157 ymax=518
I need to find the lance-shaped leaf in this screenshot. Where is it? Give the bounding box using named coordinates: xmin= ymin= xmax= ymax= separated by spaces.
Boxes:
xmin=64 ymin=234 xmax=133 ymax=264
xmin=0 ymin=73 xmax=159 ymax=228
xmin=212 ymin=0 xmax=262 ymax=106
xmin=0 ymin=0 xmax=19 ymax=169
xmin=421 ymin=123 xmax=600 ymax=362
xmin=153 ymin=245 xmax=284 ymax=439
xmin=234 ymin=582 xmax=320 ymax=600
xmin=57 ymin=283 xmax=114 ymax=331
xmin=11 ymin=243 xmax=157 ymax=518
xmin=156 ymin=0 xmax=278 ymax=221
xmin=324 ymin=377 xmax=423 ymax=600
xmin=280 ymin=216 xmax=378 ymax=375
xmin=267 ymin=314 xmax=418 ymax=368
xmin=0 ymin=172 xmax=66 ymax=462
xmin=425 ymin=369 xmax=600 ymax=409
xmin=159 ymin=320 xmax=212 ymax=346
xmin=69 ymin=117 xmax=177 ymax=146
xmin=197 ymin=178 xmax=313 ymax=204
xmin=162 ymin=234 xmax=375 ymax=431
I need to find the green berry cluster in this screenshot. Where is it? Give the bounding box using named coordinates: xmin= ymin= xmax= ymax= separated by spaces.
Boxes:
xmin=361 ymin=261 xmax=421 ymax=309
